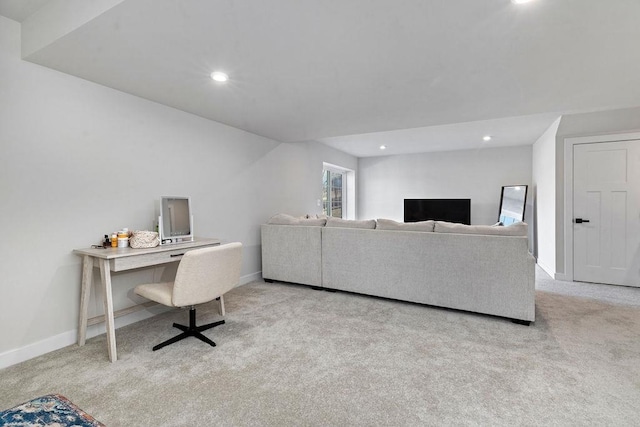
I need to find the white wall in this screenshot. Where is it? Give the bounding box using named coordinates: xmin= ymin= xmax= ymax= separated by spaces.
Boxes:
xmin=532 ymin=117 xmax=561 ymax=275
xmin=553 ymin=107 xmax=640 ymax=276
xmin=0 ymin=16 xmax=356 ymax=366
xmin=357 ymin=145 xmax=533 ymax=229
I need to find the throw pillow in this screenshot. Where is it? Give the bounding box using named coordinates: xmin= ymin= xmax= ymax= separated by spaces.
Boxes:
xmin=376 ymin=218 xmax=435 ymax=232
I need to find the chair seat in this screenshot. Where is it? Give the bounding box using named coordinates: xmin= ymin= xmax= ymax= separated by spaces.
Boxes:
xmin=132 ymin=242 xmax=243 ymax=352
xmin=135 ymin=282 xmax=175 ymax=307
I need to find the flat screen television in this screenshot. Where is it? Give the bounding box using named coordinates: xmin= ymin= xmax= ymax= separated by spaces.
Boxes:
xmin=404 ymin=199 xmax=471 ymax=225
xmin=159 ymin=196 xmax=194 ymax=244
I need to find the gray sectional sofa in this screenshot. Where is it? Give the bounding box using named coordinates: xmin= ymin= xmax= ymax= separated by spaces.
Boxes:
xmin=261 ymin=216 xmax=536 ymax=323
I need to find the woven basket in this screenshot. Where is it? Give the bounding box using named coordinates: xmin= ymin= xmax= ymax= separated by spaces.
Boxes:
xmin=130 ymin=230 xmax=160 ymax=248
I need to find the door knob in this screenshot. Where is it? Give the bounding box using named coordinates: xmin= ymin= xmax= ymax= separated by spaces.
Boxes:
xmin=574 ymin=218 xmax=590 ymax=224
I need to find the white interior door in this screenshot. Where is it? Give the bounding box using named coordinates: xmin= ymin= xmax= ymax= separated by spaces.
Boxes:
xmin=573 ymin=140 xmax=640 ymax=287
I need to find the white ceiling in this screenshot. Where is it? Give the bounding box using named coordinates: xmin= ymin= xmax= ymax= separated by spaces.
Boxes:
xmin=3 ymin=0 xmax=640 ymax=157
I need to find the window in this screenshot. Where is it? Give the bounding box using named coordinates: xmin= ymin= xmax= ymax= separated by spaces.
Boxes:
xmin=322 ymin=168 xmax=345 ymax=218
xmin=321 ymin=162 xmax=355 ymax=220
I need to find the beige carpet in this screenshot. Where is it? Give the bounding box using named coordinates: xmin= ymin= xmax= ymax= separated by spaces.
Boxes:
xmin=1 ymin=281 xmax=640 ymax=426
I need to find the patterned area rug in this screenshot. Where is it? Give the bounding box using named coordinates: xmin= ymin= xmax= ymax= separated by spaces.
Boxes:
xmin=0 ymin=394 xmax=104 ymax=427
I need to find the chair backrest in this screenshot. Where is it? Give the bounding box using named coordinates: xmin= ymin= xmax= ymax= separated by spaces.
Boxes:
xmin=172 ymin=242 xmax=243 ymax=307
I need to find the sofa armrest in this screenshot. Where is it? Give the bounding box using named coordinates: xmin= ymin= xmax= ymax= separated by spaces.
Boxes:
xmin=261 ymin=224 xmax=323 ymax=286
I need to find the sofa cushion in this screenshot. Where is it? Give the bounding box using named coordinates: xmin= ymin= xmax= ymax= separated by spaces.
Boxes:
xmin=376 ymin=218 xmax=435 ymax=232
xmin=434 ymin=221 xmax=527 ymax=236
xmin=268 ymin=213 xmax=327 ymax=226
xmin=325 ymin=217 xmax=376 ymax=229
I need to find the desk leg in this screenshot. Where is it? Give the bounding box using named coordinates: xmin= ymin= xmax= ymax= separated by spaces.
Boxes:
xmin=218 ymin=295 xmax=225 ymax=316
xmin=78 ymin=255 xmax=93 ymax=346
xmin=99 ymin=259 xmax=117 ymax=362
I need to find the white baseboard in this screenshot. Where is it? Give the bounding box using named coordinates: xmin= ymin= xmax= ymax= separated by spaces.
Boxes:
xmin=0 ymin=271 xmax=262 ymax=370
xmin=0 ymin=306 xmax=169 ymax=370
xmin=0 ymin=330 xmax=75 ymax=371
xmin=238 ymin=271 xmax=262 ymax=286
xmin=536 ymin=260 xmax=555 ymax=279
xmin=535 ymin=260 xmax=571 ymax=282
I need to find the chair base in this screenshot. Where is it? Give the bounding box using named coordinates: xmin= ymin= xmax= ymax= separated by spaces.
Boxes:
xmin=152 ymin=307 xmax=225 ymax=351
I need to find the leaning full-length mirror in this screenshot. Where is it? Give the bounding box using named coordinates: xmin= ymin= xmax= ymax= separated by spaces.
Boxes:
xmin=498 ymin=185 xmax=528 ymax=225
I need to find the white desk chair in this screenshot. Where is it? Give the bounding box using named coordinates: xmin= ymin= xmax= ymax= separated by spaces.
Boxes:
xmin=135 ymin=242 xmax=242 ymax=351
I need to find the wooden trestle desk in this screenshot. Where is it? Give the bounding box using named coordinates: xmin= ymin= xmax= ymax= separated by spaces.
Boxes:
xmin=73 ymin=238 xmax=220 ymax=362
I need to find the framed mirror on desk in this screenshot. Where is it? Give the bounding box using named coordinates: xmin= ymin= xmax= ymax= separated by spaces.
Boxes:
xmin=159 ymin=196 xmax=194 ymax=245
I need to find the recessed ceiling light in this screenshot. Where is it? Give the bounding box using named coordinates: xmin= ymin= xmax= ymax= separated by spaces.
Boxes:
xmin=483 ymin=135 xmax=492 ymax=141
xmin=210 ymin=71 xmax=229 ymax=82
xmin=380 ymin=145 xmax=387 ymax=150
xmin=511 ymin=0 xmax=534 ymax=4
